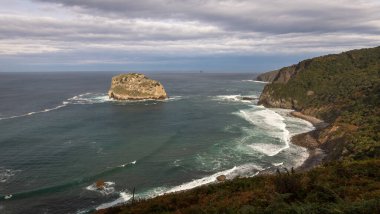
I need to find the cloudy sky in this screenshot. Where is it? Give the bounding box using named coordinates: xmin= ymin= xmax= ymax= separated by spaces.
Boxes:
xmin=1 ymin=0 xmax=379 ymax=72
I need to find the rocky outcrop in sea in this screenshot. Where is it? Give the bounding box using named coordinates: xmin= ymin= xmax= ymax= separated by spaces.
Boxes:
xmin=108 ymin=73 xmax=168 ymax=100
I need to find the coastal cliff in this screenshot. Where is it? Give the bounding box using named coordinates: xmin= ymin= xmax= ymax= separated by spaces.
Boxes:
xmin=258 ymin=46 xmax=380 ymax=161
xmin=98 ymin=47 xmax=380 ymax=214
xmin=256 ymin=59 xmax=313 ymax=83
xmin=108 ymin=73 xmax=167 ymax=100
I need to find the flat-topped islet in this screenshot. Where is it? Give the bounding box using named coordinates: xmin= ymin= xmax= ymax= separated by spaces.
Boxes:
xmin=108 ymin=73 xmax=168 ymax=100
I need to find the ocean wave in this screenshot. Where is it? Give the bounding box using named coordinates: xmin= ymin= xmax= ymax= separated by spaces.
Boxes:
xmin=235 ymin=106 xmax=290 ymax=156
xmin=165 ymin=166 xmax=238 ymax=194
xmin=67 ymin=93 xmax=111 ymax=105
xmin=96 ymin=192 xmax=133 ymax=210
xmin=213 ymin=95 xmax=258 ymax=103
xmin=119 ymin=160 xmax=137 ymax=168
xmin=0 ymin=168 xmax=20 ymax=183
xmin=69 ymin=93 xmax=184 ymax=105
xmin=242 ymin=80 xmax=269 ymax=84
xmin=95 ymin=164 xmax=264 ymax=210
xmin=86 ymin=181 xmax=116 ymax=196
xmin=0 ymin=93 xmax=183 ymax=121
xmin=272 ymin=162 xmax=284 ymax=167
xmin=274 ymin=109 xmax=315 ymax=136
xmin=0 ymin=103 xmax=67 ymax=121
xmin=0 ymin=160 xmax=137 ymax=202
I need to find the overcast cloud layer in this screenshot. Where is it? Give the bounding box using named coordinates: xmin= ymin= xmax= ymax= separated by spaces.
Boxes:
xmin=0 ymin=0 xmax=379 ymax=72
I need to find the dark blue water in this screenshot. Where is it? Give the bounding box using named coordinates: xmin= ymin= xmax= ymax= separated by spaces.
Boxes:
xmin=0 ymin=72 xmax=313 ymax=213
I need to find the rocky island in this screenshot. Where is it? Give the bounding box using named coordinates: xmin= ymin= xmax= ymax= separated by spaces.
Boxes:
xmin=98 ymin=47 xmax=380 ymax=214
xmin=108 ymin=73 xmax=168 ymax=100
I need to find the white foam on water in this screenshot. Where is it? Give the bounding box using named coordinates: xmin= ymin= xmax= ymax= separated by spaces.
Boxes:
xmin=0 ymin=92 xmax=101 ymax=120
xmin=0 ymin=103 xmax=68 ymax=121
xmin=272 ymin=162 xmax=283 ymax=167
xmin=164 ymin=96 xmax=183 ymax=101
xmin=4 ymin=195 xmax=12 ymax=200
xmin=86 ymin=181 xmax=116 ymax=196
xmin=0 ymin=93 xmax=183 ymax=121
xmin=119 ymin=160 xmax=137 ymax=168
xmin=273 ymin=109 xmax=315 ymax=136
xmin=0 ymin=168 xmax=20 ymax=183
xmin=95 ymin=161 xmax=267 ymax=211
xmin=67 ymin=93 xmax=111 ymax=105
xmin=213 ymin=95 xmax=258 ymax=103
xmin=235 ymin=106 xmax=290 ymax=156
xmin=214 ymin=95 xmax=241 ymax=102
xmin=96 ymin=192 xmax=133 ymax=210
xmin=165 ymin=166 xmax=237 ymax=194
xmin=173 ymin=159 xmax=182 ymax=167
xmin=242 ymin=80 xmax=269 ymax=84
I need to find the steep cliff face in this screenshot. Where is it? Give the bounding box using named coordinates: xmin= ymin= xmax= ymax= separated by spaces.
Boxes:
xmin=108 ymin=73 xmax=168 ymax=100
xmin=256 ymin=70 xmax=279 ymax=82
xmin=256 ymin=59 xmax=312 ymax=83
xmin=258 ymin=46 xmax=380 ymax=161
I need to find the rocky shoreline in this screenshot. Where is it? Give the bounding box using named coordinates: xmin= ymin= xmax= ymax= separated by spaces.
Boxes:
xmin=290 ymin=111 xmax=327 ymax=171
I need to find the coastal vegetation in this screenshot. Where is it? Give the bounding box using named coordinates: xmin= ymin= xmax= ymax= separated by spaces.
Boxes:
xmin=98 ymin=47 xmax=380 ymax=214
xmin=258 ymin=46 xmax=380 ymax=161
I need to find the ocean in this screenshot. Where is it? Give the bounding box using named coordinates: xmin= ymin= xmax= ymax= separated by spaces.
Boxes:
xmin=0 ymin=72 xmax=314 ymax=213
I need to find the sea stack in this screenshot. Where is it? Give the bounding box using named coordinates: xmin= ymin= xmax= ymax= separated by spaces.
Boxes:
xmin=108 ymin=73 xmax=168 ymax=100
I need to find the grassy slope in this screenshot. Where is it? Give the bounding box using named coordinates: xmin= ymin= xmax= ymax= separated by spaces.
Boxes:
xmin=98 ymin=47 xmax=380 ymax=214
xmin=99 ymin=160 xmax=380 ymax=214
xmin=259 ymin=47 xmax=380 ymax=161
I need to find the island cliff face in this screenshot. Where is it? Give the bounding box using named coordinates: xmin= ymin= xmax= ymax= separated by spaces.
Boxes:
xmin=108 ymin=73 xmax=168 ymax=100
xmin=258 ymin=46 xmax=380 ymax=161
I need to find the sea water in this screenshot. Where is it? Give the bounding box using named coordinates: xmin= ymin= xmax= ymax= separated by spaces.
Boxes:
xmin=0 ymin=72 xmax=314 ymax=213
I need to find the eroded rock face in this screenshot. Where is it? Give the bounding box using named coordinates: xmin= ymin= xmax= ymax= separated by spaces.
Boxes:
xmin=108 ymin=73 xmax=168 ymax=100
xmin=256 ymin=59 xmax=312 ymax=84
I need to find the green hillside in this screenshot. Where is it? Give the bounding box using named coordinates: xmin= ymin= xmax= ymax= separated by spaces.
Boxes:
xmin=98 ymin=47 xmax=380 ymax=214
xmin=259 ymin=46 xmax=380 ymax=161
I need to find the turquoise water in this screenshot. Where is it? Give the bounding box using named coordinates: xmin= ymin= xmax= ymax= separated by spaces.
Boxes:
xmin=0 ymin=73 xmax=313 ymax=213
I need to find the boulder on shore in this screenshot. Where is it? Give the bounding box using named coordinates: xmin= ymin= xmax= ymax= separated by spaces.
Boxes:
xmin=108 ymin=73 xmax=168 ymax=100
xmin=216 ymin=175 xmax=226 ymax=182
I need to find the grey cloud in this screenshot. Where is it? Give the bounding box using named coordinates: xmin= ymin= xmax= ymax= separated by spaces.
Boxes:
xmin=34 ymin=0 xmax=380 ymax=34
xmin=0 ymin=15 xmax=222 ymax=43
xmin=0 ymin=0 xmax=379 ymax=71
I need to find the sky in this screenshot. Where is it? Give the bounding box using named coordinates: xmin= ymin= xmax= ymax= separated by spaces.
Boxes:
xmin=0 ymin=0 xmax=379 ymax=72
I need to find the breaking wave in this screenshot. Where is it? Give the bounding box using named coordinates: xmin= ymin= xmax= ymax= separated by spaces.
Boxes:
xmin=212 ymin=95 xmax=258 ymax=103
xmin=235 ymin=106 xmax=290 ymax=156
xmin=241 ymin=80 xmax=269 ymax=84
xmin=95 ymin=164 xmax=265 ymax=210
xmin=0 ymin=93 xmax=183 ymax=121
xmin=0 ymin=168 xmax=20 ymax=183
xmin=0 ymin=103 xmax=67 ymax=121
xmin=86 ymin=181 xmax=116 ymax=196
xmin=0 ymin=160 xmax=137 ymax=201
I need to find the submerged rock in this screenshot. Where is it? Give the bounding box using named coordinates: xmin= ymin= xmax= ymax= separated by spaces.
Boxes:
xmin=241 ymin=96 xmax=256 ymax=101
xmin=108 ymin=73 xmax=168 ymax=100
xmin=96 ymin=180 xmax=105 ymax=190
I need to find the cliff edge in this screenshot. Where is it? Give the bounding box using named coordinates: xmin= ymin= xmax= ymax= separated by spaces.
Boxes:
xmin=258 ymin=46 xmax=380 ymax=161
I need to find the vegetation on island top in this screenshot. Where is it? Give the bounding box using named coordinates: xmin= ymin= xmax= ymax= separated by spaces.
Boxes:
xmin=98 ymin=47 xmax=380 ymax=214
